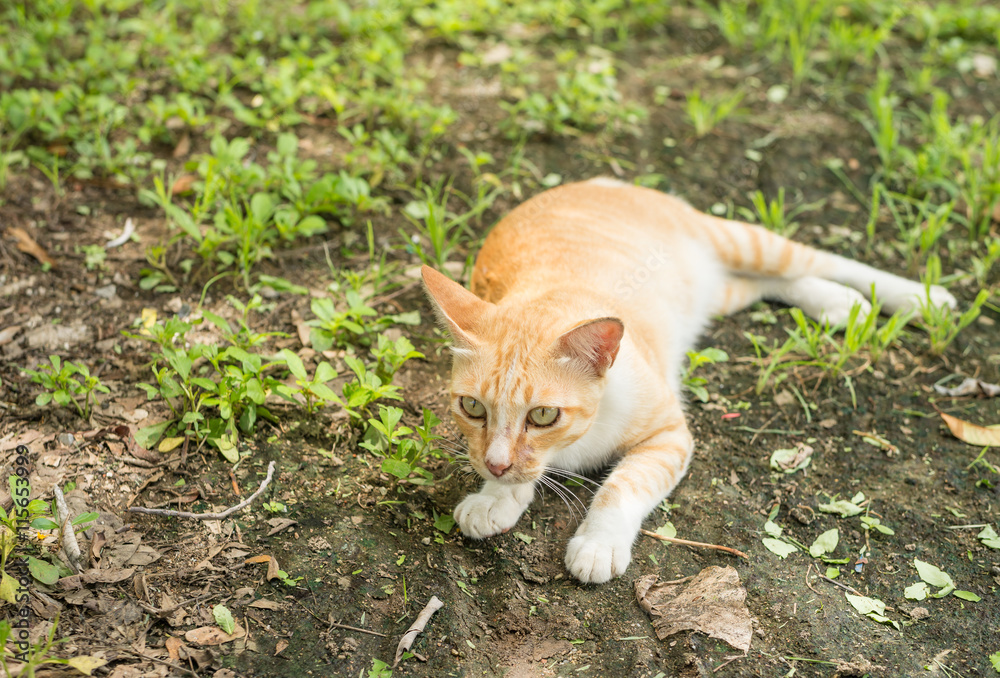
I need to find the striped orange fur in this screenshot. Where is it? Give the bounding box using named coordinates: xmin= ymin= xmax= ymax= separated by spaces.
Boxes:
xmin=422 ymin=178 xmax=955 ymax=584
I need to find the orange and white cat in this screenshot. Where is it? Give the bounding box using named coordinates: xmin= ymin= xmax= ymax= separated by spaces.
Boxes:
xmin=422 ymin=178 xmax=955 ymax=584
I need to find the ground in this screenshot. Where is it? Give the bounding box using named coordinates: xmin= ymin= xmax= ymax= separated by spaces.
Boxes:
xmin=1 ymin=2 xmax=999 ymax=677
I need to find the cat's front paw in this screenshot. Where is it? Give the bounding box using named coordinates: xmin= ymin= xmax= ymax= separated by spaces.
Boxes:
xmin=454 ymin=487 xmax=529 ymax=538
xmin=565 ymin=531 xmax=633 ymax=584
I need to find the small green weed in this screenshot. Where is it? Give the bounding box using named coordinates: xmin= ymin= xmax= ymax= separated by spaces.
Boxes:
xmin=684 ymin=89 xmax=744 ymax=138
xmin=23 ymin=356 xmax=109 ymax=420
xmin=360 ymin=405 xmax=443 ymax=484
xmin=681 ymin=348 xmax=729 ymax=402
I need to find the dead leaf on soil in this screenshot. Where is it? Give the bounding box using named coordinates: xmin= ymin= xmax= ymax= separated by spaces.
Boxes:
xmin=172 ymin=133 xmax=191 ymax=158
xmin=170 ymin=174 xmax=197 ymax=195
xmin=248 ymin=599 xmax=282 ymax=611
xmin=266 ymin=518 xmax=298 ymax=536
xmin=274 ymin=639 xmax=289 ymax=655
xmin=7 ymin=226 xmax=57 ymax=268
xmin=635 ymin=566 xmax=752 ymax=652
xmin=165 ymin=636 xmax=185 ymax=661
xmin=184 ymin=622 xmax=246 ymax=646
xmin=246 ymin=554 xmax=283 ymax=581
xmin=934 ymin=377 xmax=1000 ymax=398
xmin=393 ymin=596 xmax=444 ymax=667
xmin=939 ymin=412 xmax=1000 ymax=447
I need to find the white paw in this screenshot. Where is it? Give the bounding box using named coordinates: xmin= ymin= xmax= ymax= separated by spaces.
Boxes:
xmin=879 ymin=282 xmax=957 ymax=316
xmin=454 ymin=492 xmax=525 ymax=538
xmin=819 ymin=288 xmax=872 ymax=327
xmin=565 ymin=531 xmax=633 ymax=584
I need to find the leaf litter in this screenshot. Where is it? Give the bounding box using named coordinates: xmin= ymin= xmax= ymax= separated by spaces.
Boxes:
xmin=635 ymin=566 xmax=752 ymax=652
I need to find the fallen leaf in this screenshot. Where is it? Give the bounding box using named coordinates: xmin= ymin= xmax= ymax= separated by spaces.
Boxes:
xmin=934 ymin=377 xmax=1000 ymax=398
xmin=762 ymin=538 xmax=797 ymax=559
xmin=763 ymin=520 xmax=782 ymax=538
xmin=170 ymin=174 xmax=197 ymax=195
xmin=845 ymin=594 xmax=900 ymax=630
xmin=66 ymin=655 xmax=108 ymax=675
xmin=213 ymin=604 xmax=235 ymax=635
xmin=173 ymin=133 xmax=191 ymax=158
xmin=275 ymin=639 xmax=289 ymax=655
xmin=770 ymin=443 xmax=813 ymax=474
xmin=818 ymin=499 xmax=863 ymax=517
xmin=953 ymin=590 xmax=981 ymax=602
xmin=393 ymin=596 xmax=444 ymax=667
xmin=808 ymin=529 xmax=839 ymax=558
xmin=939 ymin=412 xmax=1000 ymax=447
xmin=184 ymin=623 xmax=246 ymax=646
xmin=904 ymin=582 xmax=929 ymax=601
xmin=654 ymin=522 xmax=677 ymax=540
xmin=248 ymin=599 xmax=281 ymax=610
xmin=266 ymin=518 xmax=298 ymax=536
xmin=8 ymin=227 xmax=57 ymax=268
xmin=165 ymin=637 xmax=185 ymax=661
xmin=635 ymin=566 xmax=752 ymax=652
xmin=977 ymin=525 xmax=1000 ymax=549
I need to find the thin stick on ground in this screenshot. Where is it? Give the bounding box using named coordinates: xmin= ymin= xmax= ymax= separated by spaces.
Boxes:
xmin=816 ymin=573 xmax=862 ymax=596
xmin=394 ymin=596 xmax=444 ymax=667
xmin=128 ymin=461 xmax=275 ymax=520
xmin=53 ymin=485 xmax=83 ymax=573
xmin=640 ymin=529 xmax=748 ymax=558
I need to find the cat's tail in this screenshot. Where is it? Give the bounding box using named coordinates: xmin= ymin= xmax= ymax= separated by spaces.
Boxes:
xmin=695 ymin=213 xmax=957 ymax=313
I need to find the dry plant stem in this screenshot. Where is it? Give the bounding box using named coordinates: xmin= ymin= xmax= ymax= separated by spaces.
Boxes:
xmin=817 ymin=573 xmax=862 ymax=596
xmin=394 ymin=596 xmax=444 ymax=667
xmin=329 ymin=621 xmax=388 ymax=638
xmin=128 ymin=461 xmax=275 ymax=520
xmin=640 ymin=529 xmax=748 ymax=558
xmin=53 ymin=485 xmax=83 ymax=573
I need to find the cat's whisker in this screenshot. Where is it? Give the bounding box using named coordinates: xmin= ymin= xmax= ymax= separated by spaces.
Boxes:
xmin=538 ymin=475 xmax=581 ymax=524
xmin=544 ymin=467 xmax=601 ymax=491
xmin=539 ymin=474 xmax=589 ymax=523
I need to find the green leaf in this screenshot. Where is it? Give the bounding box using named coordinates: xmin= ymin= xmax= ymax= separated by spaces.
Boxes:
xmin=763 ymin=520 xmax=782 ymax=538
xmin=825 ymin=567 xmax=840 ymax=579
xmin=913 ymin=559 xmax=955 ymax=589
xmin=35 ymin=392 xmax=53 ymax=406
xmin=904 ymin=582 xmax=929 ymax=601
xmin=808 ymin=528 xmax=839 ymax=558
xmin=31 ymin=517 xmax=59 ymax=531
xmin=213 ymin=604 xmax=236 ymax=634
xmin=655 ymin=522 xmax=677 ymax=539
xmin=953 ymin=590 xmax=981 ymax=602
xmin=381 ymin=458 xmax=412 ymax=479
xmin=135 ymin=421 xmax=172 ymax=450
xmin=27 ymin=556 xmax=60 ymax=585
xmin=762 ymin=538 xmax=797 ymax=559
xmin=846 ymin=593 xmax=885 ymax=616
xmin=988 ymin=650 xmax=1000 ymax=672
xmin=513 ymin=532 xmax=534 ymax=544
xmin=314 ymin=361 xmax=337 ymax=382
xmin=433 ymin=512 xmax=455 ymax=535
xmin=818 ymin=500 xmax=863 ymax=517
xmin=769 ymin=447 xmax=811 ymax=474
xmin=977 ymin=525 xmax=1000 ymax=549
xmin=278 ymin=349 xmax=307 ymax=381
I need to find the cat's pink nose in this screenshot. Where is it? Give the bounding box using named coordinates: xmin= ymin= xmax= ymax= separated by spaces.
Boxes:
xmin=486 ymin=460 xmax=511 ymax=477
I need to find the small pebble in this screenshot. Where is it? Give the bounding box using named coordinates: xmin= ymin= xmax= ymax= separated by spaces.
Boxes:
xmin=57 ymin=433 xmax=76 ymax=447
xmin=909 ymin=607 xmax=930 ymax=620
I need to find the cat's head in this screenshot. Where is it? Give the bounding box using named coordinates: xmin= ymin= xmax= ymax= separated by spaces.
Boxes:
xmin=422 ymin=266 xmax=623 ymax=484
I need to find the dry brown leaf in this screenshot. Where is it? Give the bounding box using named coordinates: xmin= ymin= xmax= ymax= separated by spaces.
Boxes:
xmin=184 ymin=622 xmax=246 ymax=646
xmin=274 ymin=639 xmax=289 ymax=655
xmin=940 ymin=412 xmax=1000 ymax=447
xmin=266 ymin=518 xmax=298 ymax=536
xmin=266 ymin=556 xmax=281 ymax=581
xmin=635 ymin=566 xmax=752 ymax=652
xmin=393 ymin=596 xmax=444 ymax=667
xmin=245 ymin=554 xmax=272 ymax=565
xmin=8 ymin=227 xmax=57 ymax=268
xmin=170 ymin=174 xmax=197 ymax=195
xmin=248 ymin=599 xmax=281 ymax=610
xmin=165 ymin=636 xmax=185 ymax=661
xmin=172 ymin=133 xmax=191 ymax=158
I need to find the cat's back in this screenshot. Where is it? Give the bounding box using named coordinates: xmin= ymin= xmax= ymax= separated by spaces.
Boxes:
xmin=471 ymin=179 xmax=704 ymax=302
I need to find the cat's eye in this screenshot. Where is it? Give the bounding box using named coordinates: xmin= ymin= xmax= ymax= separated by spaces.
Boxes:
xmin=528 ymin=407 xmax=559 ymax=427
xmin=460 ymin=396 xmax=486 ymax=419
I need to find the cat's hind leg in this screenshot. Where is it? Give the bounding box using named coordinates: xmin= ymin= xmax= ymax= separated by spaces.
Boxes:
xmin=716 ymin=275 xmax=870 ymax=326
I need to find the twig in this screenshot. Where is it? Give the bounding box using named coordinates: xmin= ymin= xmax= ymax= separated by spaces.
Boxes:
xmin=329 ymin=621 xmax=387 ymax=638
xmin=804 ymin=563 xmax=820 ymax=595
xmin=107 ymin=648 xmax=200 ymax=678
xmin=53 ymin=486 xmax=83 ymax=574
xmin=394 ymin=596 xmax=444 ymax=667
xmin=640 ymin=529 xmax=748 ymax=558
xmin=816 ymin=573 xmax=862 ymax=596
xmin=129 ymin=461 xmax=275 ymax=520
xmin=713 ymin=655 xmax=745 ymax=673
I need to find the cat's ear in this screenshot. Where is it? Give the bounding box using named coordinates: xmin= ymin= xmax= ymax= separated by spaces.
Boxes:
xmin=554 ymin=317 xmax=624 ymax=377
xmin=421 ymin=265 xmax=490 ymax=348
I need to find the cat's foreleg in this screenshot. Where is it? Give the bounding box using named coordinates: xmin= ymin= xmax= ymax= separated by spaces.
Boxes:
xmin=565 ymin=425 xmax=693 ymax=584
xmin=454 ymin=480 xmax=536 ymax=538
